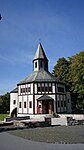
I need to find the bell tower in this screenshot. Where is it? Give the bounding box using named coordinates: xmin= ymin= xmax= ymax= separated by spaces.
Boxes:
xmin=33 ymin=43 xmax=48 ymax=72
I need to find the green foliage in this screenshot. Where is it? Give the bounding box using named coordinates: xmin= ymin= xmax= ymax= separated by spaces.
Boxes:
xmin=53 ymin=112 xmax=59 ymax=118
xmin=0 ymin=114 xmax=9 ymax=121
xmin=68 ymin=51 xmax=84 ymax=96
xmin=53 ymin=51 xmax=84 ymax=111
xmin=0 ymin=93 xmax=10 ymax=114
xmin=52 ymin=57 xmax=69 ymax=82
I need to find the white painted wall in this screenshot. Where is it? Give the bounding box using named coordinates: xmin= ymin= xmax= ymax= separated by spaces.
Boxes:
xmin=29 ymin=95 xmax=33 ymax=114
xmin=52 ymin=83 xmax=55 ymax=93
xmin=10 ymin=93 xmax=18 ymax=115
xmin=51 ymin=117 xmax=68 ymax=126
xmin=59 ymin=114 xmax=84 ymax=120
xmin=18 ymin=96 xmax=22 ymax=114
xmin=18 ymin=94 xmax=33 ymax=115
xmin=31 ymin=83 xmax=33 ymax=94
xmin=23 ymin=95 xmax=27 ymax=114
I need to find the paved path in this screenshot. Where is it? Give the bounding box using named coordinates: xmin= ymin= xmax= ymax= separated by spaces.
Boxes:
xmin=0 ymin=132 xmax=84 ymax=150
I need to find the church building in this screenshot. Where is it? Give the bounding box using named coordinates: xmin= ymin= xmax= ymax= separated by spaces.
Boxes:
xmin=10 ymin=43 xmax=72 ymax=117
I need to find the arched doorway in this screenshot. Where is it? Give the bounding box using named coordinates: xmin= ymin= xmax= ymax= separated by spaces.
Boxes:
xmin=11 ymin=108 xmax=17 ymax=118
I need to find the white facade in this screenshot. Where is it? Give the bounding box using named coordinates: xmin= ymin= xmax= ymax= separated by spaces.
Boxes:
xmin=10 ymin=43 xmax=72 ymax=117
xmin=10 ymin=92 xmax=18 ymax=115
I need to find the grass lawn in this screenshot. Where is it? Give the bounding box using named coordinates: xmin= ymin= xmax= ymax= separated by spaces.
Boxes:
xmin=0 ymin=114 xmax=9 ymax=121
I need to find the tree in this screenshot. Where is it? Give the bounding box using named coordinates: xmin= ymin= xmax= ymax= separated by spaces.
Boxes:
xmin=0 ymin=96 xmax=3 ymax=113
xmin=53 ymin=51 xmax=84 ymax=112
xmin=67 ymin=51 xmax=84 ymax=108
xmin=52 ymin=57 xmax=69 ymax=81
xmin=0 ymin=93 xmax=10 ymax=114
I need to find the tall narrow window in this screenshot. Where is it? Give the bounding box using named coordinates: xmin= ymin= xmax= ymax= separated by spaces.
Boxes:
xmin=49 ymin=86 xmax=52 ymax=92
xmin=13 ymin=100 xmax=16 ymax=105
xmin=64 ymin=101 xmax=66 ymax=107
xmin=42 ymin=86 xmax=44 ymax=92
xmin=35 ymin=62 xmax=37 ymax=68
xmin=45 ymin=86 xmax=48 ymax=92
xmin=37 ymin=86 xmax=40 ymax=92
xmin=28 ymin=87 xmax=30 ymax=92
xmin=37 ymin=83 xmax=41 ymax=92
xmin=58 ymin=101 xmax=60 ymax=107
xmin=29 ymin=101 xmax=32 ymax=108
xmin=61 ymin=101 xmax=63 ymax=107
xmin=24 ymin=102 xmax=26 ymax=108
xmin=68 ymin=99 xmax=69 ymax=103
xmin=19 ymin=102 xmax=21 ymax=108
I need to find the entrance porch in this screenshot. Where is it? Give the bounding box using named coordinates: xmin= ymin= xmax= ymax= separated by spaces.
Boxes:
xmin=37 ymin=95 xmax=54 ymax=114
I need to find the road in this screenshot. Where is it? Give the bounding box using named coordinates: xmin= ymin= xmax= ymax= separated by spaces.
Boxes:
xmin=0 ymin=132 xmax=84 ymax=150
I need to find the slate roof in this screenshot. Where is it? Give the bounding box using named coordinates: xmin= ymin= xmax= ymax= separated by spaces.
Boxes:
xmin=18 ymin=69 xmax=64 ymax=85
xmin=10 ymin=87 xmax=18 ymax=93
xmin=33 ymin=43 xmax=48 ymax=61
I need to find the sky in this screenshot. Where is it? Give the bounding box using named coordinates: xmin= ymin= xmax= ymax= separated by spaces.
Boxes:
xmin=0 ymin=0 xmax=84 ymax=95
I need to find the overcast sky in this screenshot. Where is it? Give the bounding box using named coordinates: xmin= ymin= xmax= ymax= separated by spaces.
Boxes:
xmin=0 ymin=0 xmax=84 ymax=95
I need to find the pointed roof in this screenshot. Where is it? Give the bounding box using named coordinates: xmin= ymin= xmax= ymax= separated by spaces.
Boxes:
xmin=33 ymin=43 xmax=48 ymax=61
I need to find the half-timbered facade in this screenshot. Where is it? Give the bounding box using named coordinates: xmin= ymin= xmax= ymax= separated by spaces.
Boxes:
xmin=10 ymin=43 xmax=72 ymax=117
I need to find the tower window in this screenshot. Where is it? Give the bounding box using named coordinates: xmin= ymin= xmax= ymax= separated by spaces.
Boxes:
xmin=35 ymin=62 xmax=37 ymax=68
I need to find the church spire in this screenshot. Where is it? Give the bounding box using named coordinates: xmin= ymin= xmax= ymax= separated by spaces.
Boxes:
xmin=33 ymin=43 xmax=48 ymax=72
xmin=33 ymin=43 xmax=48 ymax=61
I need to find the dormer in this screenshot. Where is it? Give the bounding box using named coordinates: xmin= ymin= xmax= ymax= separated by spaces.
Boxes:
xmin=33 ymin=43 xmax=48 ymax=71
